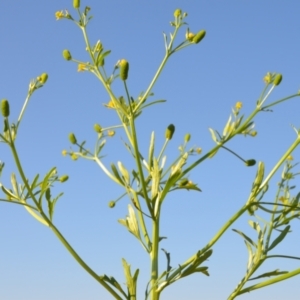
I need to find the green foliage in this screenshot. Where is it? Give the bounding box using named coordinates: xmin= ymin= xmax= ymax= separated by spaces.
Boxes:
xmin=1 ymin=2 xmax=300 ymax=300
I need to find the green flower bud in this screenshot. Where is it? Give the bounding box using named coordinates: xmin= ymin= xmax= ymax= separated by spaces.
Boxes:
xmin=38 ymin=73 xmax=48 ymax=84
xmin=1 ymin=99 xmax=10 ymax=117
xmin=245 ymin=159 xmax=256 ymax=167
xmin=192 ymin=30 xmax=206 ymax=44
xmin=108 ymin=201 xmax=115 ymax=208
xmin=273 ymin=74 xmax=282 ymax=86
xmin=63 ymin=49 xmax=72 ymax=61
xmin=73 ymin=0 xmax=80 ymax=9
xmin=165 ymin=124 xmax=175 ymax=140
xmin=184 ymin=133 xmax=191 ymax=142
xmin=59 ymin=175 xmax=69 ymax=182
xmin=119 ymin=59 xmax=129 ymax=81
xmin=178 ymin=178 xmax=189 ymax=187
xmin=94 ymin=123 xmax=102 ymax=133
xmin=174 ymin=9 xmax=182 ymax=17
xmin=69 ymin=133 xmax=77 ymax=144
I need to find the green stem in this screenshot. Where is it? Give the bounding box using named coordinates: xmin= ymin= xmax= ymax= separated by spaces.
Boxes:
xmin=125 ymin=81 xmax=153 ymax=217
xmin=262 ymin=93 xmax=299 ymax=110
xmin=166 ymin=202 xmax=249 ymax=283
xmin=49 ymin=223 xmax=123 ymax=300
xmin=260 ymin=136 xmax=300 ymax=190
xmin=134 ymin=24 xmax=181 ymax=113
xmin=237 ymin=267 xmax=300 ymax=296
xmin=228 ymin=260 xmax=264 ymax=300
xmin=150 ymin=215 xmax=160 ymax=300
xmin=9 ymin=139 xmax=123 ymax=299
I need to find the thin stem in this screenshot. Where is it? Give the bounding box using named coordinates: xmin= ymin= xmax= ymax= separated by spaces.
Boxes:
xmin=260 ymin=136 xmax=300 ymax=190
xmin=125 ymin=81 xmax=153 ymax=217
xmin=237 ymin=267 xmax=300 ymax=296
xmin=166 ymin=202 xmax=250 ymax=283
xmin=9 ymin=139 xmax=123 ymax=299
xmin=150 ymin=215 xmax=160 ymax=300
xmin=262 ymin=93 xmax=300 ymax=110
xmin=157 ymin=139 xmax=169 ymax=163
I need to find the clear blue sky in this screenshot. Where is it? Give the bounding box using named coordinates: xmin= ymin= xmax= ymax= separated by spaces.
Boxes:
xmin=1 ymin=1 xmax=300 ymax=299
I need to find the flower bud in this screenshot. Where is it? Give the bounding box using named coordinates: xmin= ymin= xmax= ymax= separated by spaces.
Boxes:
xmin=119 ymin=59 xmax=129 ymax=81
xmin=174 ymin=9 xmax=182 ymax=17
xmin=71 ymin=153 xmax=78 ymax=160
xmin=73 ymin=0 xmax=80 ymax=9
xmin=59 ymin=175 xmax=69 ymax=182
xmin=63 ymin=49 xmax=72 ymax=61
xmin=1 ymin=99 xmax=10 ymax=117
xmin=186 ymin=32 xmax=195 ymax=41
xmin=38 ymin=73 xmax=48 ymax=84
xmin=273 ymin=74 xmax=282 ymax=86
xmin=165 ymin=124 xmax=175 ymax=140
xmin=94 ymin=123 xmax=102 ymax=133
xmin=245 ymin=159 xmax=256 ymax=167
xmin=108 ymin=201 xmax=115 ymax=208
xmin=184 ymin=133 xmax=191 ymax=142
xmin=69 ymin=133 xmax=77 ymax=144
xmin=108 ymin=130 xmax=115 ymax=137
xmin=192 ymin=30 xmax=206 ymax=44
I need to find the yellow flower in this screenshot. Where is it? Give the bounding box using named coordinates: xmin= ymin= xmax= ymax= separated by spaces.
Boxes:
xmin=77 ymin=63 xmax=87 ymax=72
xmin=235 ymin=101 xmax=242 ymax=110
xmin=279 ymin=196 xmax=288 ymax=204
xmin=287 ymin=155 xmax=293 ymax=161
xmin=108 ymin=130 xmax=115 ymax=137
xmin=263 ymin=72 xmax=272 ymax=84
xmin=196 ymin=147 xmax=202 ymax=154
xmin=62 ymin=150 xmax=68 ymax=156
xmin=186 ymin=32 xmax=195 ymax=41
xmin=250 ymin=131 xmax=257 ymax=137
xmin=71 ymin=153 xmax=78 ymax=160
xmin=55 ymin=11 xmax=64 ymax=20
xmin=107 ymin=100 xmax=115 ymax=108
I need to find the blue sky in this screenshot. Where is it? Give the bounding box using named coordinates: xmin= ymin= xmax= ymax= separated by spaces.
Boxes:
xmin=1 ymin=1 xmax=300 ymax=299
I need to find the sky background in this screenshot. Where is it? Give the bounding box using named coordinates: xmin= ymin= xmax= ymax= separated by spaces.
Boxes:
xmin=1 ymin=0 xmax=300 ymax=299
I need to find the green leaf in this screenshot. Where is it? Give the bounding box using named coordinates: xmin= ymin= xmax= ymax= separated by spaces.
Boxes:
xmin=122 ymin=258 xmax=139 ymax=298
xmin=244 ymin=240 xmax=255 ymax=270
xmin=223 ymin=115 xmax=232 ymax=137
xmin=96 ymin=50 xmax=111 ymax=67
xmin=111 ymin=163 xmax=124 ymax=185
xmin=249 ymin=269 xmax=288 ymax=281
xmin=151 ymin=158 xmax=160 ymax=199
xmin=1 ymin=185 xmax=18 ymax=200
xmin=10 ymin=173 xmax=19 ymax=197
xmin=208 ymin=128 xmax=219 ymax=144
xmin=232 ymin=228 xmax=257 ymax=248
xmin=148 ymin=131 xmax=155 ymax=169
xmin=268 ymin=225 xmax=290 ymax=252
xmin=117 ymin=161 xmax=130 ymax=185
xmin=47 ymin=192 xmax=63 ymax=222
xmin=140 ymin=99 xmax=167 ymax=110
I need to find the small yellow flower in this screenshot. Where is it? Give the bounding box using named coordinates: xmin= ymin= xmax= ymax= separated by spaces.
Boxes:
xmin=107 ymin=100 xmax=115 ymax=108
xmin=71 ymin=153 xmax=78 ymax=160
xmin=62 ymin=150 xmax=68 ymax=156
xmin=263 ymin=72 xmax=272 ymax=84
xmin=279 ymin=196 xmax=287 ymax=203
xmin=287 ymin=155 xmax=293 ymax=161
xmin=196 ymin=147 xmax=202 ymax=154
xmin=235 ymin=101 xmax=243 ymax=110
xmin=186 ymin=32 xmax=195 ymax=41
xmin=77 ymin=63 xmax=87 ymax=72
xmin=250 ymin=131 xmax=257 ymax=137
xmin=107 ymin=130 xmax=115 ymax=137
xmin=55 ymin=11 xmax=64 ymax=20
